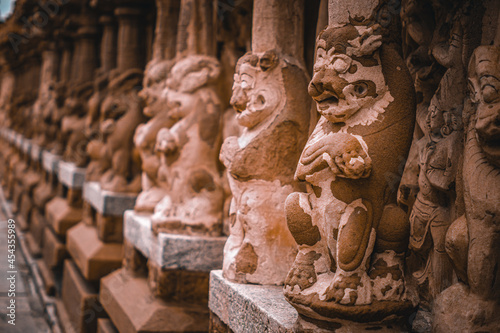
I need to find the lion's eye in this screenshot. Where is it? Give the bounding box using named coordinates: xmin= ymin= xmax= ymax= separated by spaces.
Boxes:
xmin=354 ymin=83 xmax=368 ymax=97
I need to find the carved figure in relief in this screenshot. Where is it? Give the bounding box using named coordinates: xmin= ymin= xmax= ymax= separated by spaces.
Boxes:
xmin=134 ymin=60 xmax=175 ymax=212
xmin=85 ymin=74 xmax=111 ymax=182
xmin=150 ymin=55 xmax=224 ymax=236
xmin=434 ymin=45 xmax=500 ymax=333
xmin=98 ymin=69 xmax=146 ymax=193
xmin=220 ymin=50 xmax=312 ymax=284
xmin=62 ymin=83 xmax=94 ymax=167
xmin=283 ymin=25 xmax=416 ymax=321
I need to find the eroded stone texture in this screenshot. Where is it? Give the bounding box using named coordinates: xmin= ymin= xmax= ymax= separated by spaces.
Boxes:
xmin=134 ymin=0 xmax=179 ymax=213
xmin=220 ymin=0 xmax=313 ymax=285
xmin=284 ymin=1 xmax=416 ymax=324
xmin=432 ymin=45 xmax=500 ymax=333
xmin=145 ymin=0 xmax=225 ymax=236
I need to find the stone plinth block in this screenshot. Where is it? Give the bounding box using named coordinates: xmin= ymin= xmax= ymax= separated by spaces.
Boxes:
xmin=21 ymin=138 xmax=31 ymax=155
xmin=46 ymin=196 xmax=83 ymax=236
xmin=42 ymin=150 xmax=62 ymax=174
xmin=84 ymin=182 xmax=137 ymax=216
xmin=14 ymin=133 xmax=23 ymax=148
xmin=7 ymin=130 xmax=15 ymax=144
xmin=209 ymin=270 xmax=297 ymax=333
xmin=62 ymin=260 xmax=103 ymax=333
xmin=100 ymin=269 xmax=209 ymax=333
xmin=67 ymin=222 xmax=123 ymax=281
xmin=124 ymin=211 xmax=226 ymax=272
xmin=59 ymin=161 xmax=86 ymax=189
xmin=30 ymin=143 xmax=42 ymax=163
xmin=42 ymin=227 xmax=68 ymax=268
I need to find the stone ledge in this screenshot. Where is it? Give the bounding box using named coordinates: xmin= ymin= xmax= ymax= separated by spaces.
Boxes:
xmin=14 ymin=132 xmax=23 ymax=148
xmin=21 ymin=138 xmax=31 ymax=155
xmin=124 ymin=210 xmax=226 ymax=272
xmin=42 ymin=150 xmax=62 ymax=174
xmin=58 ymin=161 xmax=86 ymax=189
xmin=209 ymin=270 xmax=297 ymax=333
xmin=30 ymin=143 xmax=42 ymax=162
xmin=83 ymin=181 xmax=137 ymax=216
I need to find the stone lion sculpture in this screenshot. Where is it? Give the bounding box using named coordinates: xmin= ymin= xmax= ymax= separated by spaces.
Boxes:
xmin=283 ymin=24 xmax=416 ymax=323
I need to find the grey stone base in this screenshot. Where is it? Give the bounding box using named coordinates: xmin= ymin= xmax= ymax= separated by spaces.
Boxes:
xmin=209 ymin=270 xmax=298 ymax=333
xmin=42 ymin=150 xmax=62 ymax=174
xmin=21 ymin=138 xmax=31 ymax=155
xmin=124 ymin=210 xmax=226 ymax=271
xmin=14 ymin=132 xmax=23 ymax=148
xmin=30 ymin=143 xmax=42 ymax=163
xmin=83 ymin=182 xmax=137 ymax=216
xmin=58 ymin=161 xmax=86 ymax=189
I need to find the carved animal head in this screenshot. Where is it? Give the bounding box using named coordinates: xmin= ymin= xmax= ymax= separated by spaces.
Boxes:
xmin=309 ymin=24 xmax=388 ymax=124
xmin=468 ymin=45 xmax=500 ymax=166
xmin=139 ymin=60 xmax=173 ymax=117
xmin=100 ymin=69 xmax=144 ymax=140
xmin=231 ymin=50 xmax=285 ymax=129
xmin=163 ymin=55 xmax=220 ymax=120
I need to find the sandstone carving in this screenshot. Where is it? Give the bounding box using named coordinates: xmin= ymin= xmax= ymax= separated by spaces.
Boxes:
xmin=98 ymin=69 xmax=146 ymax=193
xmin=150 ymin=55 xmax=224 ymax=236
xmin=220 ymin=49 xmax=312 ymax=285
xmin=283 ymin=24 xmax=416 ymax=322
xmin=134 ymin=60 xmax=175 ymax=212
xmin=434 ymin=45 xmax=500 ymax=333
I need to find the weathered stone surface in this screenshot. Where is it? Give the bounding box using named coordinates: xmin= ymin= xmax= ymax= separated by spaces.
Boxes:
xmin=67 ymin=222 xmax=123 ymax=281
xmin=30 ymin=143 xmax=43 ymax=163
xmin=46 ymin=196 xmax=83 ymax=237
xmin=58 ymin=161 xmax=86 ymax=189
xmin=284 ymin=2 xmax=416 ymax=324
xmin=147 ymin=261 xmax=209 ymax=304
xmin=220 ymin=0 xmax=313 ymax=285
xmin=101 ymin=269 xmax=209 ymax=333
xmin=21 ymin=138 xmax=31 ymax=155
xmin=209 ymin=270 xmax=297 ymax=333
xmin=36 ymin=258 xmax=56 ymax=296
xmin=61 ymin=260 xmax=104 ymax=333
xmin=125 ymin=210 xmax=226 ymax=271
xmin=96 ymin=213 xmax=123 ymax=243
xmin=42 ymin=227 xmax=67 ymax=269
xmin=84 ymin=181 xmax=137 ymax=216
xmin=97 ymin=318 xmax=119 ymax=333
xmin=42 ymin=150 xmax=62 ymax=174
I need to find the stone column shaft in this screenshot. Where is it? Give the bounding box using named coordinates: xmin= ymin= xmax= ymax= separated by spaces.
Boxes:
xmin=99 ymin=16 xmax=117 ymax=73
xmin=252 ymin=0 xmax=304 ymax=60
xmin=115 ymin=7 xmax=145 ymax=70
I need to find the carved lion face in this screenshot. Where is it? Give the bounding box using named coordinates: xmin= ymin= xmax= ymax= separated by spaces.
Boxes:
xmin=469 ymin=46 xmax=500 ymax=165
xmin=309 ymin=25 xmax=388 ymax=124
xmin=139 ymin=60 xmax=171 ymax=117
xmin=230 ymin=51 xmax=284 ymax=129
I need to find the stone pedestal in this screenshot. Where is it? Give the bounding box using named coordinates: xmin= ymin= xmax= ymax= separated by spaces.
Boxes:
xmin=84 ymin=181 xmax=137 ymax=216
xmin=209 ymin=270 xmax=297 ymax=333
xmin=59 ymin=161 xmax=86 ymax=189
xmin=67 ymin=222 xmax=123 ymax=281
xmin=100 ymin=269 xmax=209 ymax=333
xmin=61 ymin=260 xmax=104 ymax=333
xmin=125 ymin=211 xmax=226 ymax=271
xmin=42 ymin=150 xmax=61 ymax=175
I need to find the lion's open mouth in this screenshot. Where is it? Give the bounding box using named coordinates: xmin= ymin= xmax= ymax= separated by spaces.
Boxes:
xmin=316 ymin=93 xmax=339 ymax=111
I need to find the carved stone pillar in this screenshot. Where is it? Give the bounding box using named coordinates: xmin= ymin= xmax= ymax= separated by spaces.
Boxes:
xmin=176 ymin=0 xmax=216 ymax=58
xmin=99 ymin=15 xmax=117 ymax=73
xmin=134 ymin=0 xmax=179 ymax=212
xmin=282 ymin=0 xmax=417 ymax=329
xmin=115 ymin=7 xmax=146 ymax=71
xmin=220 ymin=0 xmax=313 ymax=285
xmin=153 ymin=0 xmax=179 ymax=61
xmin=73 ymin=23 xmax=99 ymax=85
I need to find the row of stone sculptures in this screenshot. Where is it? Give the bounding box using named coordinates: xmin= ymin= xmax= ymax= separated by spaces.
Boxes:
xmin=0 ymin=0 xmax=499 ymax=331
